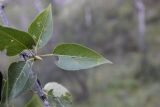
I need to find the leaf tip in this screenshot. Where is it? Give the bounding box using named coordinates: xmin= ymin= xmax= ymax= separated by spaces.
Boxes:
xmin=102 ymin=58 xmax=113 ymax=64
xmin=47 ymin=4 xmax=52 ymax=10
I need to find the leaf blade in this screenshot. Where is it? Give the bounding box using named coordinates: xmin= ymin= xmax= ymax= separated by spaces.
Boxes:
xmin=28 ymin=4 xmax=53 ymax=50
xmin=25 ymin=94 xmax=44 ymax=107
xmin=8 ymin=61 xmax=36 ymax=99
xmin=53 ymin=43 xmax=112 ymax=70
xmin=0 ymin=26 xmax=35 ymax=56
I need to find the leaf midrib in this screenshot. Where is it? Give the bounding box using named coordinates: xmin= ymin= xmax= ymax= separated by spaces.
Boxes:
xmin=10 ymin=62 xmax=29 ymax=97
xmin=36 ymin=9 xmax=50 ymax=50
xmin=53 ymin=54 xmax=102 ymax=60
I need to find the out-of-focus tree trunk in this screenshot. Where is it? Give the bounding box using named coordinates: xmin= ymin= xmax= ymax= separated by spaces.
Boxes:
xmin=84 ymin=7 xmax=92 ymax=27
xmin=134 ymin=0 xmax=147 ymax=53
xmin=134 ymin=0 xmax=147 ymax=74
xmin=134 ymin=0 xmax=154 ymax=82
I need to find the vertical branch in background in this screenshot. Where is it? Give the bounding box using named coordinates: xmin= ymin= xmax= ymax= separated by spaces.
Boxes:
xmin=0 ymin=1 xmax=9 ymax=72
xmin=84 ymin=7 xmax=92 ymax=27
xmin=0 ymin=1 xmax=9 ymax=106
xmin=33 ymin=0 xmax=51 ymax=107
xmin=0 ymin=2 xmax=9 ymax=26
xmin=34 ymin=0 xmax=43 ymax=12
xmin=0 ymin=1 xmax=51 ymax=107
xmin=134 ymin=0 xmax=147 ymax=54
xmin=134 ymin=0 xmax=150 ymax=80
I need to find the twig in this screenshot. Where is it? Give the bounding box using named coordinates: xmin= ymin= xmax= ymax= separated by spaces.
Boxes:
xmin=27 ymin=59 xmax=51 ymax=107
xmin=33 ymin=1 xmax=52 ymax=106
xmin=0 ymin=2 xmax=9 ymax=107
xmin=34 ymin=80 xmax=51 ymax=107
xmin=0 ymin=1 xmax=51 ymax=107
xmin=0 ymin=2 xmax=9 ymax=26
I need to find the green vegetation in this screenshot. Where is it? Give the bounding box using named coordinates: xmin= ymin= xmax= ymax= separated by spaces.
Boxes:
xmin=0 ymin=4 xmax=111 ymax=107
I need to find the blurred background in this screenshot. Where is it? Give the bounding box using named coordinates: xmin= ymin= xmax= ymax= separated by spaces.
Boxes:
xmin=1 ymin=0 xmax=160 ymax=107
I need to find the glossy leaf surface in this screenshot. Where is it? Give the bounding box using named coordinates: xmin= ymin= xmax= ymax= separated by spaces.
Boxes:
xmin=0 ymin=26 xmax=35 ymax=56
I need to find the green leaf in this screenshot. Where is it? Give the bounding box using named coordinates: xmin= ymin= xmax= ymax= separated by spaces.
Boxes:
xmin=23 ymin=75 xmax=37 ymax=93
xmin=53 ymin=43 xmax=112 ymax=70
xmin=28 ymin=4 xmax=53 ymax=50
xmin=25 ymin=94 xmax=44 ymax=107
xmin=44 ymin=82 xmax=72 ymax=107
xmin=8 ymin=61 xmax=36 ymax=99
xmin=0 ymin=25 xmax=35 ymax=56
